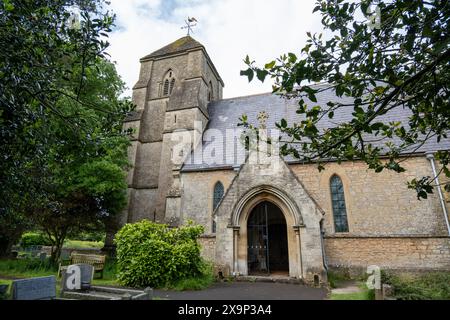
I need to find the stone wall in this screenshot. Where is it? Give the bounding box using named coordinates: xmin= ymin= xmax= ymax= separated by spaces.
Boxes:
xmin=290 ymin=156 xmax=449 ymax=237
xmin=198 ymin=235 xmax=216 ymax=263
xmin=212 ymin=152 xmax=326 ymax=281
xmin=124 ymin=41 xmax=224 ymax=225
xmin=324 ymin=236 xmax=450 ymax=271
xmin=181 ymin=169 xmax=236 ymax=233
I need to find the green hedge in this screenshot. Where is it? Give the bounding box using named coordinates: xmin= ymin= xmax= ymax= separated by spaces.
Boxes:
xmin=19 ymin=232 xmax=52 ymax=247
xmin=114 ymin=220 xmax=205 ymax=288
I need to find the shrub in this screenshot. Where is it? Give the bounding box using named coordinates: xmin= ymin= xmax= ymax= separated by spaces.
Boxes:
xmin=19 ymin=232 xmax=52 ymax=247
xmin=383 ymin=272 xmax=450 ymax=300
xmin=114 ymin=220 xmax=205 ymax=288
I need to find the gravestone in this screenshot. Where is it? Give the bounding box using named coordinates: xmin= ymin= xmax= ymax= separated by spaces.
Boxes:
xmin=12 ymin=276 xmax=56 ymax=300
xmin=61 ymin=264 xmax=94 ymax=292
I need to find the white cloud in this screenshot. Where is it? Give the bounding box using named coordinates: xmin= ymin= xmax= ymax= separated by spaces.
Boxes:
xmin=107 ymin=0 xmax=323 ymax=98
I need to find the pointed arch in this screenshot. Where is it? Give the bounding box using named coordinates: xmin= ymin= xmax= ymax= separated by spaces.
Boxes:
xmin=330 ymin=174 xmax=349 ymax=232
xmin=162 ymin=69 xmax=175 ymax=96
xmin=212 ymin=181 xmax=224 ymax=233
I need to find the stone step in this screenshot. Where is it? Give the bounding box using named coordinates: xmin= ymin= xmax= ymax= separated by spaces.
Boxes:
xmin=235 ymin=275 xmax=304 ymax=285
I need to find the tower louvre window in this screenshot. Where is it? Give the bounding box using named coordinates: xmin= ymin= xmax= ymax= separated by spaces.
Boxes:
xmin=163 ymin=79 xmax=170 ymax=96
xmin=330 ymin=175 xmax=349 ymax=233
xmin=170 ymin=78 xmax=176 ymax=94
xmin=162 ymin=69 xmax=175 ymax=97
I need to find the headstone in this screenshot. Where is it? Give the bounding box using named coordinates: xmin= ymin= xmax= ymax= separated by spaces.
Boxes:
xmin=39 ymin=252 xmax=47 ymax=261
xmin=0 ymin=284 xmax=9 ymax=298
xmin=12 ymin=276 xmax=56 ymax=300
xmin=382 ymin=284 xmax=394 ymax=299
xmin=61 ymin=264 xmax=94 ymax=292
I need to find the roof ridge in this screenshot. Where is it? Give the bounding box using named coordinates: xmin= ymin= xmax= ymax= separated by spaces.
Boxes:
xmin=216 ymin=83 xmax=332 ymax=103
xmin=141 ymin=36 xmax=204 ymax=60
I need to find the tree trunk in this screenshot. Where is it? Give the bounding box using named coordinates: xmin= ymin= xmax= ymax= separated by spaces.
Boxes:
xmin=0 ymin=237 xmax=13 ymax=258
xmin=49 ymin=231 xmax=66 ymax=264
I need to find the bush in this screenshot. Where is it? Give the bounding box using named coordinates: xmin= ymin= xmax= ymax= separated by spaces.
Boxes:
xmin=383 ymin=272 xmax=450 ymax=300
xmin=19 ymin=232 xmax=52 ymax=247
xmin=114 ymin=220 xmax=205 ymax=288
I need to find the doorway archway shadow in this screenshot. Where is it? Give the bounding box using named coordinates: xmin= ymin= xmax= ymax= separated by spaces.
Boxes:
xmin=247 ymin=201 xmax=289 ymax=276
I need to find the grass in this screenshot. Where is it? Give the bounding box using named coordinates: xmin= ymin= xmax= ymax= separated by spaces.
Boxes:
xmin=0 ymin=258 xmax=119 ymax=287
xmin=382 ymin=271 xmax=450 ymax=300
xmin=63 ymin=239 xmax=104 ymax=249
xmin=0 ymin=257 xmax=216 ymax=299
xmin=330 ymin=282 xmax=375 ymax=300
xmin=327 ymin=270 xmax=351 ymax=289
xmin=166 ymin=263 xmax=215 ymax=291
xmin=0 ymin=258 xmax=57 ymax=279
xmin=327 ymin=270 xmax=374 ymax=300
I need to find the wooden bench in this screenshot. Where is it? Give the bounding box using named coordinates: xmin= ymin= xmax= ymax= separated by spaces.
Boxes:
xmin=58 ymin=253 xmax=106 ymax=279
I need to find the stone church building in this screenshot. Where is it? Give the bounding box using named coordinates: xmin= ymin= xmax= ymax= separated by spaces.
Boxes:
xmin=119 ymin=36 xmax=450 ymax=284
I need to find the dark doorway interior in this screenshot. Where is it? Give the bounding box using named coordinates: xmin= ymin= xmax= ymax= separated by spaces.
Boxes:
xmin=247 ymin=201 xmax=289 ymax=275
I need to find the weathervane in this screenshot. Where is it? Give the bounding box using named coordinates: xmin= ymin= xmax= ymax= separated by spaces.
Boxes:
xmin=181 ymin=17 xmax=198 ymax=36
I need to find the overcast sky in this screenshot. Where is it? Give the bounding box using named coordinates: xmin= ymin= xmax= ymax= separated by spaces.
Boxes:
xmin=107 ymin=0 xmax=324 ymax=99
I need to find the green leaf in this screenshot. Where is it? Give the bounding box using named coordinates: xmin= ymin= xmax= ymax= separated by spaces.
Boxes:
xmin=265 ymin=61 xmax=276 ymax=69
xmin=308 ymin=92 xmax=317 ymax=102
xmin=240 ymin=68 xmax=254 ymax=82
xmin=3 ymin=0 xmax=14 ymax=11
xmin=256 ymin=69 xmax=269 ymax=82
xmin=288 ymin=53 xmax=297 ymax=63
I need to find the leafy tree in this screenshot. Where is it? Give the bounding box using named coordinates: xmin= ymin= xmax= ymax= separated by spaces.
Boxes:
xmin=241 ymin=0 xmax=450 ymax=199
xmin=0 ymin=0 xmax=133 ymax=258
xmin=27 ymin=58 xmax=132 ymax=262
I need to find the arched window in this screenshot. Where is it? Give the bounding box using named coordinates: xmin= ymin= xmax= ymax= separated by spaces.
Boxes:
xmin=208 ymin=81 xmax=214 ymax=102
xmin=212 ymin=181 xmax=224 ymax=233
xmin=163 ymin=79 xmax=170 ymax=96
xmin=170 ymin=78 xmax=176 ymax=94
xmin=330 ymin=175 xmax=349 ymax=233
xmin=162 ymin=69 xmax=175 ymax=96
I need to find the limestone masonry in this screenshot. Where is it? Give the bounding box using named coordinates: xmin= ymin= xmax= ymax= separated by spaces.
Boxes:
xmin=118 ymin=36 xmax=450 ymax=284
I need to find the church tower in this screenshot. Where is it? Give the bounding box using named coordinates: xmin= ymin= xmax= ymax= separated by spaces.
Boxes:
xmin=123 ymin=36 xmax=224 ymax=225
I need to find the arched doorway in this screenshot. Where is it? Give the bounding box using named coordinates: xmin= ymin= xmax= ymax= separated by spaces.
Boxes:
xmin=247 ymin=201 xmax=289 ymax=275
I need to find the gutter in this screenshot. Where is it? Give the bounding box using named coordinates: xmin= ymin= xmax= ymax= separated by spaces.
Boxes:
xmin=426 ymin=153 xmax=450 ymax=236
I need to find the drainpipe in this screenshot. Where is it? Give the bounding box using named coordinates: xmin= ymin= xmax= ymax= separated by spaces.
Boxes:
xmin=320 ymin=221 xmax=328 ymax=270
xmin=426 ymin=153 xmax=450 ymax=236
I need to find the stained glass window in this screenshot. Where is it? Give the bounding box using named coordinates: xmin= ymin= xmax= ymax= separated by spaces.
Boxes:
xmin=330 ymin=175 xmax=349 ymax=233
xmin=212 ymin=182 xmax=224 ymax=233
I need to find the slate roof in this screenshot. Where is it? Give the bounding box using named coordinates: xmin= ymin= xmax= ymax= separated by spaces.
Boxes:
xmin=182 ymin=86 xmax=450 ymax=172
xmin=141 ymin=36 xmax=204 ymax=60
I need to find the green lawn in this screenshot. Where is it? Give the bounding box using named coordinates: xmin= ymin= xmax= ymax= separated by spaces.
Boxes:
xmin=329 ymin=281 xmax=375 ymax=300
xmin=63 ymin=240 xmax=104 ymax=249
xmin=0 ymin=258 xmax=120 ymax=294
xmin=330 ymin=290 xmax=373 ymax=300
